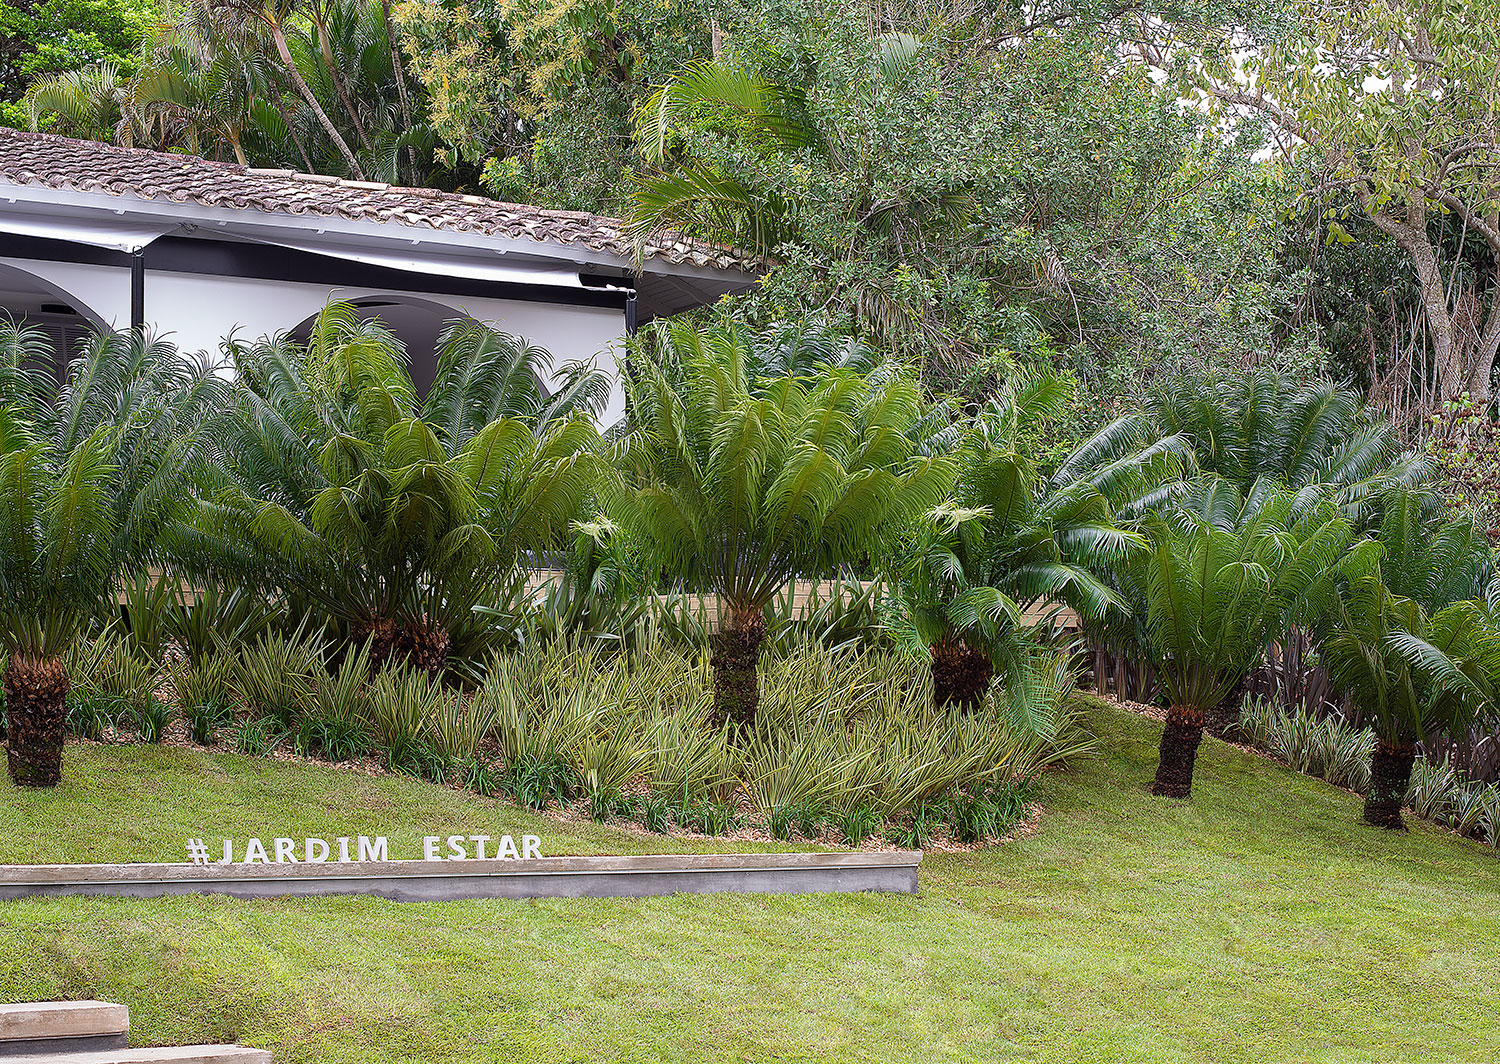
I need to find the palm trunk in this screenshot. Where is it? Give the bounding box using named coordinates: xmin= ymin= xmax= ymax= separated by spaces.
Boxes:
xmin=1152 ymin=703 xmax=1204 ymax=798
xmin=399 ymin=617 xmax=450 ymax=678
xmin=710 ymin=603 xmax=764 ymax=728
xmin=4 ymin=653 xmax=71 ymax=788
xmin=1364 ymin=738 xmax=1416 ymax=830
xmin=317 ymin=21 xmax=372 ymax=151
xmin=378 ymin=0 xmax=418 ymax=181
xmin=270 ymin=22 xmax=365 ymax=180
xmin=930 ymin=637 xmax=993 ymax=712
xmin=352 ymin=615 xmax=449 ymax=677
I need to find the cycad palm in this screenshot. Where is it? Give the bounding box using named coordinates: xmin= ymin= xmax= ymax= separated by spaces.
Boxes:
xmin=608 ymin=318 xmax=954 ymax=726
xmin=1322 ymin=491 xmax=1500 ymax=828
xmin=1132 ymin=477 xmax=1360 ymax=797
xmin=900 ymin=369 xmax=1149 ymax=709
xmin=0 ymin=325 xmax=221 ymax=786
xmin=1111 ymin=368 xmax=1427 ymax=527
xmin=181 ymin=303 xmax=606 ymax=673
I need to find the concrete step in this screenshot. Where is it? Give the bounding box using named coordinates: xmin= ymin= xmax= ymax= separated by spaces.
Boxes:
xmin=3 ymin=1047 xmax=270 ymax=1064
xmin=0 ymin=1001 xmax=129 ymax=1056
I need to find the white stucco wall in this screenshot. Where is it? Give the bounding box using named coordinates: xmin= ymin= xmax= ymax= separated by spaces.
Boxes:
xmin=0 ymin=257 xmax=628 ymax=428
xmin=0 ymin=256 xmax=129 ymax=328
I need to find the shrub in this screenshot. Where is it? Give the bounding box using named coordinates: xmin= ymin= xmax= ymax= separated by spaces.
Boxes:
xmin=132 ymin=698 xmax=175 ymax=743
xmin=171 ymin=655 xmax=237 ymax=744
xmin=68 ymin=635 xmax=162 ymax=725
xmin=502 ymin=752 xmax=577 ymax=810
xmin=588 ymin=785 xmax=625 ymax=823
xmin=835 ymin=804 xmax=882 ymax=847
xmin=888 ymin=802 xmax=947 ymax=849
xmin=430 ymin=691 xmax=497 ymax=763
xmin=767 ymin=805 xmax=797 ymax=841
xmin=456 ymin=755 xmax=503 ymax=797
xmin=639 ymin=791 xmax=673 ymax=834
xmin=65 ymin=691 xmax=124 ymax=741
xmin=293 ymin=713 xmax=371 ymax=762
xmin=464 ymin=634 xmax=1087 ymax=839
xmin=234 ymin=627 xmax=325 ymax=725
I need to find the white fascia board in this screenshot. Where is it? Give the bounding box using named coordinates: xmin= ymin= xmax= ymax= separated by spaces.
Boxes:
xmin=0 ymin=181 xmax=757 ymax=288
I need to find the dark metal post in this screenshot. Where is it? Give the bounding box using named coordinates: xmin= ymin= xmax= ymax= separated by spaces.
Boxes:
xmin=130 ymin=249 xmax=145 ymax=332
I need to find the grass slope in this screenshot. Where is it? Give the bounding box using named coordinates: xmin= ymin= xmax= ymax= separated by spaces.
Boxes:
xmin=3 ymin=700 xmax=1498 ymax=1063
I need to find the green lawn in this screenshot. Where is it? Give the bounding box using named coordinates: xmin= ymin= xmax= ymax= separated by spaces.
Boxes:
xmin=3 ymin=700 xmax=1498 ymax=1063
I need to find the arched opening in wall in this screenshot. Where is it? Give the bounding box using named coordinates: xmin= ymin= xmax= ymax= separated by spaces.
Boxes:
xmin=289 ymin=295 xmax=494 ymax=398
xmin=0 ymin=261 xmax=106 ymax=378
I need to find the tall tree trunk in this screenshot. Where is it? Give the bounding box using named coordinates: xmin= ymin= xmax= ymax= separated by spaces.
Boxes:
xmin=378 ymin=0 xmax=418 ymax=182
xmin=710 ymin=603 xmax=764 ymax=728
xmin=1364 ymin=738 xmax=1417 ymax=830
xmin=4 ymin=653 xmax=70 ymax=788
xmin=930 ymin=636 xmax=993 ymax=712
xmin=270 ymin=86 xmax=317 ymax=173
xmin=1372 ymin=206 xmax=1462 ymax=399
xmin=1465 ymin=274 xmax=1500 ymax=404
xmin=1152 ymin=703 xmax=1204 ymax=798
xmin=316 ymin=20 xmax=372 ymax=151
xmin=270 ymin=22 xmax=365 ymax=180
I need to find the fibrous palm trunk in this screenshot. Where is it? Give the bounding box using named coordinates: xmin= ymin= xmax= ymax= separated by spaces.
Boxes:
xmin=1152 ymin=704 xmax=1204 ymax=798
xmin=355 ymin=615 xmax=450 ymax=677
xmin=930 ymin=637 xmax=993 ymax=712
xmin=4 ymin=653 xmax=71 ymax=788
xmin=710 ymin=604 xmax=764 ymax=728
xmin=1364 ymin=738 xmax=1416 ymax=830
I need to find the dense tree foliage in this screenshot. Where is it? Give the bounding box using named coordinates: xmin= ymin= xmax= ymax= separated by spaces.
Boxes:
xmin=0 ymin=0 xmax=157 ymax=128
xmin=1164 ymin=0 xmax=1500 ymax=411
xmin=631 ymin=0 xmax=1302 ymax=391
xmin=24 ymin=0 xmax=463 ymax=185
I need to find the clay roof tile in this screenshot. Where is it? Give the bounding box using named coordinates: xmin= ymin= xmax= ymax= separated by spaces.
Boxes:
xmin=0 ymin=128 xmax=759 ymax=275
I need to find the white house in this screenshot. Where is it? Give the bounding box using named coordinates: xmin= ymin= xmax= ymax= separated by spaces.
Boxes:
xmin=0 ymin=128 xmax=758 ymax=428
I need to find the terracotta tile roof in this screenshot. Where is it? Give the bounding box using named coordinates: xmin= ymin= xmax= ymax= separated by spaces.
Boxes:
xmin=0 ymin=128 xmax=756 ymax=274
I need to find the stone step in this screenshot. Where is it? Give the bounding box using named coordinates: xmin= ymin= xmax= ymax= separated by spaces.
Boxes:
xmin=0 ymin=1001 xmax=129 ymax=1056
xmin=3 ymin=1047 xmax=270 ymax=1064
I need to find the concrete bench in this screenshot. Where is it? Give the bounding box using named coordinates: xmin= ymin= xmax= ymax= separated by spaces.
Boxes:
xmin=0 ymin=1001 xmax=128 ymax=1057
xmin=0 ymin=1001 xmax=269 ymax=1063
xmin=3 ymin=1049 xmax=270 ymax=1064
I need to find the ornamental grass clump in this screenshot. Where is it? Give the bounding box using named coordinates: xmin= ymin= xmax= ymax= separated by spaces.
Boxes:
xmin=402 ymin=635 xmax=1087 ymax=842
xmin=170 ymin=654 xmax=237 ymax=744
xmin=1238 ymin=698 xmax=1374 ymax=793
xmin=232 ymin=627 xmax=326 ymax=726
xmin=366 ymin=666 xmax=450 ymax=776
